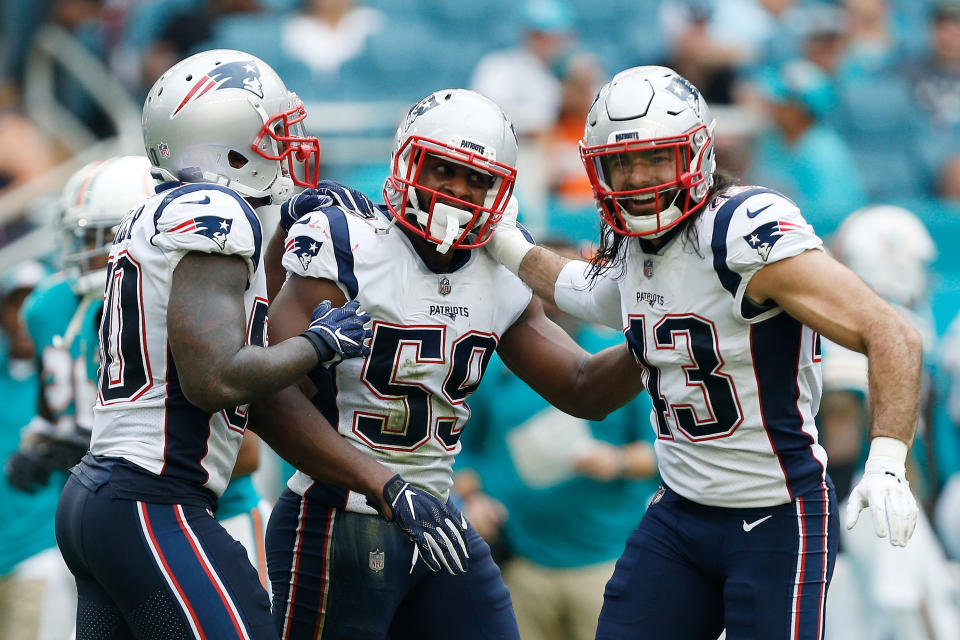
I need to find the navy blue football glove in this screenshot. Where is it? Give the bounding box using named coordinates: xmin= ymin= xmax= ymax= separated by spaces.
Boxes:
xmin=300 ymin=299 xmax=372 ymax=367
xmin=381 ymin=474 xmax=470 ymax=575
xmin=279 ymin=181 xmax=377 ymax=232
xmin=279 ymin=189 xmax=333 ymax=232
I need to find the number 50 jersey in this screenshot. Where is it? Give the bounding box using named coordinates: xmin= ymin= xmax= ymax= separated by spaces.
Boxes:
xmin=282 ymin=205 xmax=532 ymax=504
xmin=91 ymin=183 xmax=268 ymax=499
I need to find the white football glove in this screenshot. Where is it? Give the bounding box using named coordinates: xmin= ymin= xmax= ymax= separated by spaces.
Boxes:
xmin=844 ymin=436 xmax=918 ymax=547
xmin=484 ymin=196 xmax=534 ymax=275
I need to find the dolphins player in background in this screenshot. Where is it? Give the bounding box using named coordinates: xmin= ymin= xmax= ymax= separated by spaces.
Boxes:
xmin=484 ymin=65 xmax=923 ymax=639
xmin=260 ymin=89 xmax=646 ymax=639
xmin=53 ymin=50 xmax=445 ymax=639
xmin=821 ymin=205 xmax=960 ymax=640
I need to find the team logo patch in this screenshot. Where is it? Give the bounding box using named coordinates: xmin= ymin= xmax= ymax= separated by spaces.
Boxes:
xmin=649 ymin=484 xmax=666 ymax=507
xmin=168 ymin=215 xmax=232 ymax=250
xmin=172 ymin=60 xmax=264 ymax=118
xmin=439 ymin=276 xmax=452 ymax=296
xmin=643 ymin=258 xmax=655 ymax=278
xmin=743 ymin=220 xmax=804 ymax=262
xmin=404 ymin=94 xmax=440 ymax=128
xmin=158 ymin=142 xmax=170 ymax=158
xmin=665 ymin=75 xmax=702 ymax=118
xmin=286 ymin=235 xmax=323 ymax=271
xmin=369 ymin=549 xmax=385 ymax=573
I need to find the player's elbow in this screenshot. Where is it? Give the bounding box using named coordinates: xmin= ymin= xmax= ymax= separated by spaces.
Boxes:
xmin=178 ymin=376 xmax=246 ymax=414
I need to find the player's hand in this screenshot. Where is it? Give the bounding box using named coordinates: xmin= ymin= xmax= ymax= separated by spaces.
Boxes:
xmin=314 ymin=180 xmax=377 ymax=218
xmin=300 ymin=299 xmax=372 ymax=367
xmin=484 ymin=196 xmax=533 ymax=275
xmin=844 ymin=437 xmax=918 ymax=547
xmin=5 ymin=450 xmax=52 ymax=494
xmin=382 ymin=474 xmax=470 ymax=575
xmin=279 ymin=189 xmax=333 ymax=232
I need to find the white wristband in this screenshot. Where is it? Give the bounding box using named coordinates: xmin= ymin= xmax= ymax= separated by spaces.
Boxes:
xmin=867 ymin=436 xmax=908 ymax=466
xmin=490 ymin=230 xmax=534 ymax=276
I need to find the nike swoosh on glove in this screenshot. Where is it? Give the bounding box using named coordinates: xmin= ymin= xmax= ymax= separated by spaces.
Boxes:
xmin=300 ymin=299 xmax=372 ymax=367
xmin=280 ymin=182 xmax=377 ymax=232
xmin=380 ymin=474 xmax=470 ymax=575
xmin=844 ymin=437 xmax=919 ymax=547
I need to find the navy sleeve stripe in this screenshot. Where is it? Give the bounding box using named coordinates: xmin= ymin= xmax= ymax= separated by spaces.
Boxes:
xmin=320 ymin=206 xmax=359 ymax=299
xmin=517 ymin=222 xmax=535 ymax=245
xmin=710 ymin=187 xmax=780 ymax=298
xmin=151 ymin=183 xmax=263 ymax=270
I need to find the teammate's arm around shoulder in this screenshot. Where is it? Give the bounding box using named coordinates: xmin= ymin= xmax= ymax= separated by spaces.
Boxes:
xmin=497 ymin=296 xmax=644 ymax=421
xmin=167 ymin=252 xmax=368 ymax=413
xmin=747 ymin=248 xmax=922 ymax=546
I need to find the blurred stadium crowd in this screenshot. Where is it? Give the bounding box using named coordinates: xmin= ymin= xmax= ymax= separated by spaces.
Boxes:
xmin=2 ymin=0 xmax=960 ymax=639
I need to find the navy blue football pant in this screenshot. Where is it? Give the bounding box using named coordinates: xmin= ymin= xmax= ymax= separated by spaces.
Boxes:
xmin=56 ymin=473 xmax=276 ymax=639
xmin=266 ymin=487 xmax=520 ymax=640
xmin=596 ymin=480 xmax=838 ymax=640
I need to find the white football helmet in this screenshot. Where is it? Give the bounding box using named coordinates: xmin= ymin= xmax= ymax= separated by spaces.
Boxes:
xmin=580 ymin=66 xmax=717 ymax=237
xmin=384 ymin=89 xmax=518 ymax=253
xmin=142 ymin=49 xmax=320 ymax=202
xmin=59 ymin=155 xmax=157 ymax=295
xmin=832 ymin=205 xmax=936 ymax=310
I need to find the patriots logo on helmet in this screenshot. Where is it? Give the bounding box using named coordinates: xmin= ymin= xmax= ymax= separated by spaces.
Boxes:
xmin=744 ymin=220 xmax=804 ymax=262
xmin=172 ymin=61 xmax=264 ymax=118
xmin=404 ymin=94 xmax=440 ymax=128
xmin=665 ymin=75 xmax=702 ymax=118
xmin=286 ymin=235 xmax=323 ymax=271
xmin=168 ymin=215 xmax=233 ymax=250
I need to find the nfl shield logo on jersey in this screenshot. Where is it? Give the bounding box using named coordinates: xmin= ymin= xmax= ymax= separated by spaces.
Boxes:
xmin=369 ymin=549 xmax=385 ymax=573
xmin=643 ymin=259 xmax=655 ymax=278
xmin=439 ymin=276 xmax=452 ymax=296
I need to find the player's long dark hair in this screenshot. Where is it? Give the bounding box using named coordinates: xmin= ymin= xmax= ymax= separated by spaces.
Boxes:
xmin=586 ymin=170 xmax=738 ymax=284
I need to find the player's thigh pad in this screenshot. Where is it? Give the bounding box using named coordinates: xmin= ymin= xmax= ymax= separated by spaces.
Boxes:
xmin=56 ymin=474 xmax=275 ymax=640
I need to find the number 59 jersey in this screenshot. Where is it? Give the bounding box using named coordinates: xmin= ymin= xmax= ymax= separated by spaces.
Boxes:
xmin=557 ymin=187 xmax=827 ymax=508
xmin=282 ymin=205 xmax=532 ymax=503
xmin=91 ymin=183 xmax=268 ymax=499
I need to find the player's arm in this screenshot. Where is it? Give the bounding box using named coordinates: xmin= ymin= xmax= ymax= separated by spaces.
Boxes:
xmin=497 ymin=296 xmax=644 ymax=421
xmin=232 ymin=430 xmax=260 ymax=478
xmin=748 ymin=248 xmax=922 ymax=546
xmin=168 ymin=252 xmax=362 ymax=412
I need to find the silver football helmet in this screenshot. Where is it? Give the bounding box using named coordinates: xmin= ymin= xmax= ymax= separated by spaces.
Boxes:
xmin=142 ymin=49 xmax=320 ymax=202
xmin=384 ymin=89 xmax=518 ymax=253
xmin=580 ymin=66 xmax=717 ymax=237
xmin=59 ymin=155 xmax=157 ymax=295
xmin=832 ymin=204 xmax=936 ymax=310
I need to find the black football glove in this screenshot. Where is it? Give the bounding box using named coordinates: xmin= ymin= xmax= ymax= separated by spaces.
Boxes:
xmin=379 ymin=474 xmax=470 ymax=575
xmin=5 ymin=449 xmax=52 ymax=494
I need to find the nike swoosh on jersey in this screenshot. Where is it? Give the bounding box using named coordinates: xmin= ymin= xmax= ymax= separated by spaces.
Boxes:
xmin=181 ymin=195 xmax=211 ymax=205
xmin=742 ymin=515 xmax=773 ymax=532
xmin=746 ymin=203 xmax=772 ymax=218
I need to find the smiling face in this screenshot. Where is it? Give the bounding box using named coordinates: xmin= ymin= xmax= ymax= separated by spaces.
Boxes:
xmin=601 ymin=145 xmax=681 ymax=218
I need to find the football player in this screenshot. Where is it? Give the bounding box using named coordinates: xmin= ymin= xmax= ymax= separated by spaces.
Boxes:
xmin=53 ymin=49 xmax=433 ymax=640
xmin=484 ymin=66 xmax=923 ymax=639
xmin=260 ymin=89 xmax=645 ymax=639
xmin=821 ymin=205 xmax=960 ymax=640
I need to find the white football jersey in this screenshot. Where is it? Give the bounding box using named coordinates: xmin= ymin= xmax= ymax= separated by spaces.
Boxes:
xmin=283 ymin=205 xmax=532 ymax=503
xmin=91 ymin=183 xmax=268 ymax=498
xmin=556 ymin=186 xmax=827 ymax=508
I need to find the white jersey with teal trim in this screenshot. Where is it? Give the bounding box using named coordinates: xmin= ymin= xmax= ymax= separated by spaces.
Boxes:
xmin=91 ymin=182 xmax=268 ymax=498
xmin=555 ymin=186 xmax=827 ymax=508
xmin=282 ymin=205 xmax=532 ymax=503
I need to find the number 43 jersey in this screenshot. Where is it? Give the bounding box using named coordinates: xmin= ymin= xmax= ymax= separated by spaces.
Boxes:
xmin=91 ymin=183 xmax=268 ymax=499
xmin=282 ymin=205 xmax=532 ymax=503
xmin=557 ymin=186 xmax=827 ymax=508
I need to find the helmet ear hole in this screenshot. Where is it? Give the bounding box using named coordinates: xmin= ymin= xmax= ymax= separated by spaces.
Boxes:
xmin=228 ymin=151 xmax=248 ymax=168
